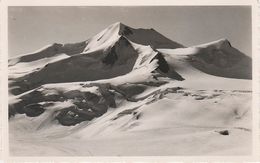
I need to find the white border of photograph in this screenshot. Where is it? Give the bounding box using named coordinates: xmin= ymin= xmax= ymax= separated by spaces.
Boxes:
xmin=0 ymin=0 xmax=259 ymax=162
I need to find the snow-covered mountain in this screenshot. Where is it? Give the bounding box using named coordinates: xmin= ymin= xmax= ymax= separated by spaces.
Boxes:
xmin=9 ymin=22 xmax=252 ymax=156
xmin=9 ymin=22 xmax=186 ymax=95
xmin=9 ymin=22 xmax=183 ymax=66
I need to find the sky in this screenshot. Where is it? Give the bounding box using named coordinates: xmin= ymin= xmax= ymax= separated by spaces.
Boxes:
xmin=8 ymin=6 xmax=251 ymax=57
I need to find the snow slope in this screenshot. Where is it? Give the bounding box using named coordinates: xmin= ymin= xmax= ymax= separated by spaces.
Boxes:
xmin=158 ymin=47 xmax=251 ymax=90
xmin=9 ymin=41 xmax=87 ymax=65
xmin=9 ymin=53 xmax=70 ymax=79
xmin=9 ymin=81 xmax=251 ymax=156
xmin=9 ymin=36 xmax=183 ymax=95
xmin=8 ymin=22 xmax=252 ymax=156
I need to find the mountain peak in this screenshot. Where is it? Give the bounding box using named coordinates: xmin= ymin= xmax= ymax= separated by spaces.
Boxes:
xmin=194 ymin=38 xmax=232 ymax=49
xmin=112 ymin=21 xmax=126 ymax=26
xmin=218 ymin=38 xmax=232 ymax=47
xmin=211 ymin=38 xmax=231 ymax=48
xmin=108 ymin=22 xmax=134 ymax=36
xmin=108 ymin=22 xmax=128 ymax=31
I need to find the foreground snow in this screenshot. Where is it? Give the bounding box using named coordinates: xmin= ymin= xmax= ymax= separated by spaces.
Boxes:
xmin=10 ymin=87 xmax=251 ymax=156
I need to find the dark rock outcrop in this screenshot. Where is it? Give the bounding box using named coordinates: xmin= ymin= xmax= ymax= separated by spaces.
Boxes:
xmin=23 ymin=103 xmax=45 ymax=117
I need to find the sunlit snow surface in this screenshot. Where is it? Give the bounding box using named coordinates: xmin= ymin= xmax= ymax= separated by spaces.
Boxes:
xmin=10 ymin=88 xmax=251 ymax=156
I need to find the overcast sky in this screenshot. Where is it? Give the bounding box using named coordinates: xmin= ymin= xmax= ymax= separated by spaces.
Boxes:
xmin=8 ymin=6 xmax=251 ymax=57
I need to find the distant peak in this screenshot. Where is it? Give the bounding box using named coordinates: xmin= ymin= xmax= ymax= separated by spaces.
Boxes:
xmin=213 ymin=38 xmax=230 ymax=44
xmin=218 ymin=38 xmax=232 ymax=46
xmin=114 ymin=21 xmax=125 ymax=25
xmin=110 ymin=22 xmax=127 ymax=28
xmin=105 ymin=22 xmax=132 ymax=36
xmin=209 ymin=38 xmax=232 ymax=48
xmin=108 ymin=22 xmax=134 ymax=37
xmin=195 ymin=38 xmax=232 ymax=49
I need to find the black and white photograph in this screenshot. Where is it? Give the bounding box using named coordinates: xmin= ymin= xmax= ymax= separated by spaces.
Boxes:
xmin=7 ymin=5 xmax=254 ymax=157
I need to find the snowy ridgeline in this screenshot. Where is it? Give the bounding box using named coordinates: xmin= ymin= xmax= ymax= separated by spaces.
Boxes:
xmin=8 ymin=22 xmax=252 ymax=156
